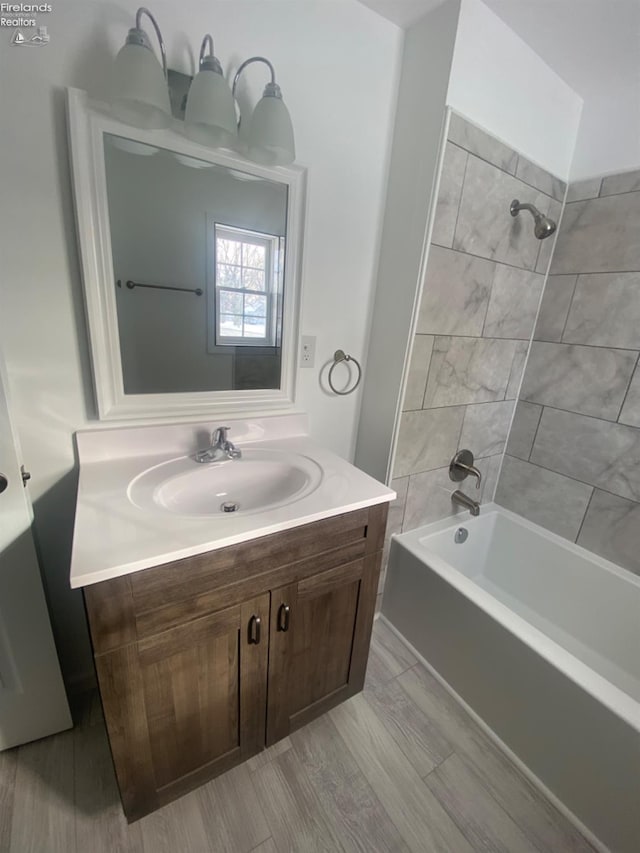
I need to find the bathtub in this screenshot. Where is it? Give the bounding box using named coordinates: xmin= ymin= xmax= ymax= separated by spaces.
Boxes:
xmin=383 ymin=504 xmax=640 ymax=853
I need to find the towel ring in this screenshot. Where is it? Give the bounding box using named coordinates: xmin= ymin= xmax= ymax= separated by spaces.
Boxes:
xmin=328 ymin=350 xmax=362 ymax=396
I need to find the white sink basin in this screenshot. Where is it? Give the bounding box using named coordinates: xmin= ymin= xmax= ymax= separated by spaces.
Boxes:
xmin=128 ymin=448 xmax=323 ymax=517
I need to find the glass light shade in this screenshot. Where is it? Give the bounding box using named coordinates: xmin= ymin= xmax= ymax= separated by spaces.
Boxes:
xmin=173 ymin=153 xmax=216 ymax=169
xmin=246 ymin=95 xmax=295 ymax=166
xmin=184 ymin=69 xmax=238 ymax=148
xmin=111 ymin=42 xmax=171 ymax=130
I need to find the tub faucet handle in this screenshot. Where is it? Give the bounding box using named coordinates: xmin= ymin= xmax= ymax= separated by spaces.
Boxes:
xmin=449 ymin=449 xmax=482 ymax=490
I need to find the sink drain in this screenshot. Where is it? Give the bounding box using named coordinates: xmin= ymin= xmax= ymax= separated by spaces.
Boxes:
xmin=221 ymin=501 xmax=240 ymax=513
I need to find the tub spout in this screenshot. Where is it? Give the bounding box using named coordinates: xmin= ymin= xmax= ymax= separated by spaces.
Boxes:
xmin=451 ymin=490 xmax=480 ymax=517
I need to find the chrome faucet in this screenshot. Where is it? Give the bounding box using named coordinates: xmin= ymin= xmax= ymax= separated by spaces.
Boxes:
xmin=449 ymin=449 xmax=482 ymax=516
xmin=449 ymin=449 xmax=482 ymax=489
xmin=451 ymin=490 xmax=480 ymax=517
xmin=195 ymin=426 xmax=242 ymax=464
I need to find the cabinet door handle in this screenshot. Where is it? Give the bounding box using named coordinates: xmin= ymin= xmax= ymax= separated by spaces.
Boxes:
xmin=277 ymin=603 xmax=290 ymax=632
xmin=248 ymin=615 xmax=261 ymax=644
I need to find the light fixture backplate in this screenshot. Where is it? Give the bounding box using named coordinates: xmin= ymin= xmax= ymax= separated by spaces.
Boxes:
xmin=167 ymin=68 xmax=193 ymax=119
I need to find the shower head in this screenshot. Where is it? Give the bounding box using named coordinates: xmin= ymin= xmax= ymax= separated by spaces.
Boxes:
xmin=510 ymin=199 xmax=557 ymax=240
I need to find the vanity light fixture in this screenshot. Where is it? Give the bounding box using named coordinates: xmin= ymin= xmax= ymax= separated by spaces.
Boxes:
xmin=110 ymin=9 xmax=295 ymax=165
xmin=110 ymin=7 xmax=171 ymax=130
xmin=232 ymin=57 xmax=296 ymax=166
xmin=184 ymin=34 xmax=238 ymax=148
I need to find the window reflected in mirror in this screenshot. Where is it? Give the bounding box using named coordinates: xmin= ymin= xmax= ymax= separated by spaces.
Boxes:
xmin=212 ymin=224 xmax=283 ymax=348
xmin=104 ymin=134 xmax=288 ymax=395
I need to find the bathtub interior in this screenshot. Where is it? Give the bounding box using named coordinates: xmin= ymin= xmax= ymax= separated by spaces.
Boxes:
xmin=405 ymin=509 xmax=640 ymax=705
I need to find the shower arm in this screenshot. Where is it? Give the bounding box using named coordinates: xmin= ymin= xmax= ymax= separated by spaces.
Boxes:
xmin=511 ymin=200 xmax=538 ymax=218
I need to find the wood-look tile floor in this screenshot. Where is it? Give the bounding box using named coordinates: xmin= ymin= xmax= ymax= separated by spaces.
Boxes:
xmin=0 ymin=620 xmax=597 ymax=853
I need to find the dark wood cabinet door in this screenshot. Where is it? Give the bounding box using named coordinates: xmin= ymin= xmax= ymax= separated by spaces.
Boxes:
xmin=266 ymin=554 xmax=379 ymax=745
xmin=96 ymin=592 xmax=269 ymax=820
xmin=88 ymin=505 xmax=387 ymax=820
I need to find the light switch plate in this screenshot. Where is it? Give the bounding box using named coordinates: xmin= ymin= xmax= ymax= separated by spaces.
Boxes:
xmin=300 ymin=335 xmax=316 ymax=368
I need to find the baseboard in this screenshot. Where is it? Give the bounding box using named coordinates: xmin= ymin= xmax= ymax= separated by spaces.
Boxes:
xmin=378 ymin=614 xmax=609 ymax=853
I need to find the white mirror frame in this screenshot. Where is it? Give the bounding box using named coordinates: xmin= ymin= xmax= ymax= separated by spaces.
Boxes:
xmin=66 ymin=87 xmax=306 ymax=421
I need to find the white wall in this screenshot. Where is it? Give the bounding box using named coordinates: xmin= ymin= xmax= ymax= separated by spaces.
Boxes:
xmin=478 ymin=0 xmax=640 ymax=183
xmin=354 ymin=0 xmax=461 ymax=482
xmin=448 ymin=0 xmax=583 ymax=180
xmin=570 ymin=85 xmax=640 ymax=181
xmin=0 ymin=0 xmax=402 ymax=686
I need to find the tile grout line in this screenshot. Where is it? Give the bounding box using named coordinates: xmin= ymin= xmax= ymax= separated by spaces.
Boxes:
xmin=407 ymin=363 xmax=640 ymax=421
xmin=394 ymin=655 xmax=600 ymax=853
xmin=396 ymin=449 xmax=507 ymax=484
xmin=456 ymin=404 xmax=467 ymax=450
xmin=419 ymin=748 xmax=457 ymax=783
xmin=448 ymin=140 xmax=566 ymax=203
xmin=566 ymin=177 xmax=602 ymax=203
xmin=599 ymin=187 xmax=640 ymax=198
xmin=247 ymin=760 xmax=281 ymax=850
xmin=249 ymin=839 xmax=275 ymax=853
xmin=568 ymin=178 xmax=640 ymax=202
xmin=526 ymin=404 xmax=544 ymax=462
xmin=598 ymin=178 xmax=640 ymax=198
xmin=323 ymin=699 xmax=423 ymax=851
xmin=449 ymin=148 xmax=470 ymax=251
xmin=479 ymin=259 xmax=497 ymax=338
xmin=421 ymin=751 xmax=530 ymax=853
xmin=415 ymin=327 xmax=640 ymax=354
xmin=418 ymin=330 xmax=535 ymax=343
xmin=533 ymin=216 xmax=544 ymax=273
xmin=398 ymin=475 xmax=409 ymax=534
xmin=429 ymin=745 xmax=586 ymax=853
xmin=404 ymin=397 xmax=519 ymax=416
xmin=503 ymin=341 xmax=526 ymax=403
xmin=504 ymin=450 xmax=639 ymax=509
xmin=616 ymin=351 xmax=640 ymax=424
xmin=558 ymin=274 xmax=580 ymax=342
xmin=573 ymin=487 xmax=596 ymax=544
xmin=534 ymin=338 xmax=640 ymax=354
xmin=430 ymin=239 xmax=545 ymax=276
xmin=554 ymin=267 xmax=640 ymax=276
xmin=518 ymin=397 xmax=640 ymax=429
xmin=419 ymin=337 xmax=435 ymax=411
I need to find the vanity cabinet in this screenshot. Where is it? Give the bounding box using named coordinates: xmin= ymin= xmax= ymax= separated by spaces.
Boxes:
xmin=84 ymin=504 xmax=387 ymax=821
xmin=266 ymin=559 xmax=374 ymax=745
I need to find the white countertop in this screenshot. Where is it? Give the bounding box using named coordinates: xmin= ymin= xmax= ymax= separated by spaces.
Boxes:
xmin=70 ymin=414 xmax=395 ymax=588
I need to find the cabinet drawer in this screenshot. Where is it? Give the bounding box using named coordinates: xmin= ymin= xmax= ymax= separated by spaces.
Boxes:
xmin=135 ymin=538 xmax=367 ymax=640
xmin=85 ymin=504 xmax=388 ymax=655
xmin=131 ymin=507 xmax=371 ymax=609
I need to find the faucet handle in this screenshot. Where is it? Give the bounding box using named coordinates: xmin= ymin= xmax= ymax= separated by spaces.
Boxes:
xmin=213 ymin=426 xmax=230 ymax=444
xmin=449 ymin=449 xmax=482 ymax=490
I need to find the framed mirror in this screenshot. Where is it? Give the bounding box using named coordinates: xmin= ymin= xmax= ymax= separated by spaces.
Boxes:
xmin=66 ymin=88 xmax=305 ymax=420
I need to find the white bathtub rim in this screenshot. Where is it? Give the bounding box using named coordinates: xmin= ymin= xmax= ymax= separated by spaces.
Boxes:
xmin=410 ymin=502 xmax=640 ymax=589
xmin=378 ymin=614 xmax=611 ymax=853
xmin=390 ymin=504 xmax=640 ymax=733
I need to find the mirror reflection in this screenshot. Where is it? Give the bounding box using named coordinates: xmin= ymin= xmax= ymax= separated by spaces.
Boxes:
xmin=104 ymin=133 xmax=288 ymax=394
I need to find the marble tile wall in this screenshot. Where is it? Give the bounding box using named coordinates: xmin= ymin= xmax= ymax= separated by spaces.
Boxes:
xmin=497 ymin=171 xmax=640 ymax=576
xmin=380 ymin=112 xmax=567 ymax=593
